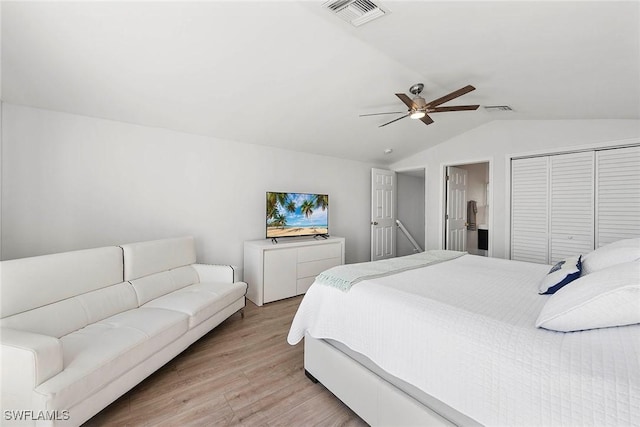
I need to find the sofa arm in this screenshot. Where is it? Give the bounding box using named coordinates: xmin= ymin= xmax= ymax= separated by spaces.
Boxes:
xmin=1 ymin=328 xmax=63 ymax=416
xmin=192 ymin=263 xmax=237 ymax=284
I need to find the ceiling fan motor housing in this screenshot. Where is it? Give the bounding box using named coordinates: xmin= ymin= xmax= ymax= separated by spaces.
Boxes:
xmin=412 ymin=96 xmax=427 ymax=111
xmin=409 ymin=83 xmax=427 ymax=112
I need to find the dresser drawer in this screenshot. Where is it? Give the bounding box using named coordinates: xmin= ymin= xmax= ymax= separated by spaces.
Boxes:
xmin=297 ymin=277 xmax=316 ymax=295
xmin=297 ymin=257 xmax=341 ymax=279
xmin=298 ymin=242 xmax=342 ymax=263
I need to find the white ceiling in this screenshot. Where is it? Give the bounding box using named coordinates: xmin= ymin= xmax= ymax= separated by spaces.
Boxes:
xmin=2 ymin=1 xmax=639 ymax=165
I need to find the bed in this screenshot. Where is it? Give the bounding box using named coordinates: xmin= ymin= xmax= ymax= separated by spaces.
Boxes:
xmin=287 ymin=245 xmax=640 ymax=426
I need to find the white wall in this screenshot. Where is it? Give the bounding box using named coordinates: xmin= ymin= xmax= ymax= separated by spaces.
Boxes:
xmin=1 ymin=104 xmax=376 ymax=276
xmin=396 ymin=172 xmax=425 ymax=257
xmin=0 ymin=6 xmax=3 ymax=260
xmin=0 ymin=103 xmax=3 ymax=260
xmin=391 ymin=119 xmax=640 ymax=259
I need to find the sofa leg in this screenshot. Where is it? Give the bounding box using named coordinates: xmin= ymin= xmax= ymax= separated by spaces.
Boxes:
xmin=240 ymin=308 xmax=245 ymax=319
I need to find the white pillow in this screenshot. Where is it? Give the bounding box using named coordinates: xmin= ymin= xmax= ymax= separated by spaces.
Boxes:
xmin=536 ymin=261 xmax=640 ymax=332
xmin=581 ymin=238 xmax=640 ymax=275
xmin=603 ymin=237 xmax=640 ymax=249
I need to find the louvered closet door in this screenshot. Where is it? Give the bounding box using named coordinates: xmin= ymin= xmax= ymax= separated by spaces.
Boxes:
xmin=596 ymin=146 xmax=640 ymax=247
xmin=549 ymin=152 xmax=595 ymax=263
xmin=511 ymin=157 xmax=549 ymax=263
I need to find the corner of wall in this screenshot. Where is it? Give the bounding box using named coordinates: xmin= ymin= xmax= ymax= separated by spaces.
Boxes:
xmin=1 ymin=101 xmax=3 ymax=260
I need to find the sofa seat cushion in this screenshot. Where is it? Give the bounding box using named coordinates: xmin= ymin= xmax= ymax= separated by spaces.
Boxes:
xmin=35 ymin=307 xmax=189 ymax=410
xmin=142 ymin=281 xmax=247 ymax=329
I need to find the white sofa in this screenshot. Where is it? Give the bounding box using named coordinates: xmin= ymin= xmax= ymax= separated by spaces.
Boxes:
xmin=0 ymin=236 xmax=247 ymax=427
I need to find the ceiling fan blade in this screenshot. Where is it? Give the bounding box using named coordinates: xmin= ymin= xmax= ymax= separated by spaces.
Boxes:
xmin=395 ymin=93 xmax=416 ymax=109
xmin=420 ymin=114 xmax=434 ymax=125
xmin=360 ymin=111 xmax=405 ymax=117
xmin=426 ymin=85 xmax=476 ymax=107
xmin=379 ymin=114 xmax=409 ymax=128
xmin=431 ymin=105 xmax=480 ymax=112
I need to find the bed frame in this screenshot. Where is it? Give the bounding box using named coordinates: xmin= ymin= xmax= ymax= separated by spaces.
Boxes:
xmin=304 ymin=334 xmax=478 ymax=426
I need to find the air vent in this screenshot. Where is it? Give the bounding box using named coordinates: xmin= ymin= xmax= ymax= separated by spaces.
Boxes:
xmin=484 ymin=105 xmax=513 ymax=111
xmin=323 ymin=0 xmax=388 ymax=27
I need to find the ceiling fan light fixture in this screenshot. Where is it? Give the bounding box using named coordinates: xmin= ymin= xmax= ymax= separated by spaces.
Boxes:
xmin=410 ymin=111 xmax=426 ymax=119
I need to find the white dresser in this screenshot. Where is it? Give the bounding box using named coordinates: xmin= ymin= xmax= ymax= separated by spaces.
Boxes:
xmin=243 ymin=237 xmax=345 ymax=306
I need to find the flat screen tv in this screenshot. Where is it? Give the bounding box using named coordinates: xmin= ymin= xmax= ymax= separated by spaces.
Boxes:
xmin=266 ymin=192 xmax=328 ymax=239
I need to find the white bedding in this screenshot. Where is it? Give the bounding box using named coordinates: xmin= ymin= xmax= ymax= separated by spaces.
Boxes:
xmin=287 ymin=254 xmax=640 ymax=426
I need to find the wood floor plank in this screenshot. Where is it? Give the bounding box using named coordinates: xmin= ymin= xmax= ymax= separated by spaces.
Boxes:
xmin=269 ymin=388 xmax=366 ymax=427
xmin=85 ymin=296 xmax=367 ymax=426
xmin=230 ymin=372 xmax=321 ymax=426
xmin=153 ymin=394 xmax=235 ymax=427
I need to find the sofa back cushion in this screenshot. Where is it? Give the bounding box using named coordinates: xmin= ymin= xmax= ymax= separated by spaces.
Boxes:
xmin=121 ymin=236 xmax=197 ymax=281
xmin=1 ymin=246 xmax=124 ymax=319
xmin=0 ymin=282 xmax=138 ymax=338
xmin=129 ymin=266 xmax=200 ymax=305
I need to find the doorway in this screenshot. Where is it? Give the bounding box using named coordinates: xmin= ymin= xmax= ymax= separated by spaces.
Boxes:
xmin=370 ymin=167 xmax=426 ymax=260
xmin=397 ymin=168 xmax=425 ymax=257
xmin=370 ymin=168 xmax=397 ymax=261
xmin=444 ymin=161 xmax=491 ymax=256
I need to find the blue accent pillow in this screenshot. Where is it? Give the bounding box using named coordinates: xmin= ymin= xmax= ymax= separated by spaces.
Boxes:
xmin=539 ymin=255 xmax=582 ymax=295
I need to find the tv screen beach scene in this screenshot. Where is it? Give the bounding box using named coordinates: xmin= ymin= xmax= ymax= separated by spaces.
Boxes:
xmin=266 ymin=192 xmax=328 ymax=238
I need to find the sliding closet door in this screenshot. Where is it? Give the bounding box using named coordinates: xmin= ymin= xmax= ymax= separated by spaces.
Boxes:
xmin=511 ymin=157 xmax=549 ymax=263
xmin=549 ymin=152 xmax=594 ymax=263
xmin=511 ymin=145 xmax=640 ymax=264
xmin=596 ymin=146 xmax=640 ymax=247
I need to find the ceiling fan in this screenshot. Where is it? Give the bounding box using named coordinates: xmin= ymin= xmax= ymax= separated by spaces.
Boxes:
xmin=361 ymin=83 xmax=480 ymax=127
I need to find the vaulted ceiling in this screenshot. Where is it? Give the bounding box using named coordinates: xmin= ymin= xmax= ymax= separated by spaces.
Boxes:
xmin=2 ymin=1 xmax=639 ymax=164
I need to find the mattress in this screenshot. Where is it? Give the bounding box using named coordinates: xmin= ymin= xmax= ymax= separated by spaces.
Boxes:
xmin=288 ymin=254 xmax=640 ymax=426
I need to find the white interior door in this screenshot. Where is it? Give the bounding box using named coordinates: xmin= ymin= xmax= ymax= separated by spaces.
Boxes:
xmin=549 ymin=151 xmax=595 ymax=263
xmin=371 ymin=168 xmax=396 ymax=261
xmin=445 ymin=166 xmax=468 ymax=251
xmin=511 ymin=157 xmax=550 ymax=263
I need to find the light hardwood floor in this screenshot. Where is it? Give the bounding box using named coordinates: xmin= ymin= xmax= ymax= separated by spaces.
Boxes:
xmin=84 ymin=296 xmax=368 ymax=426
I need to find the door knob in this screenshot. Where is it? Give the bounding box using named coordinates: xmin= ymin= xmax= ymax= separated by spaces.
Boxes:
xmin=371 ymin=221 xmax=378 ymax=225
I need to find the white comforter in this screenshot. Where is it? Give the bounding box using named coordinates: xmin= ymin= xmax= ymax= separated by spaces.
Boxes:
xmin=288 ymin=254 xmax=640 ymax=426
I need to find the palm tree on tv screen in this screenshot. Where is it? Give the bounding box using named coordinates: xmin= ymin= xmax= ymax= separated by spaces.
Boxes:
xmin=273 ymin=212 xmax=286 ymax=228
xmin=313 ymin=194 xmax=328 ymax=211
xmin=266 ymin=193 xmax=278 ymax=219
xmin=267 ymin=192 xmax=291 ymax=226
xmin=300 ymin=200 xmax=315 ymax=218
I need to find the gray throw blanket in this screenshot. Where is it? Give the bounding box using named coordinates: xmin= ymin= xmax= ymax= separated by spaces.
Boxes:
xmin=467 ymin=200 xmax=478 ymax=231
xmin=316 ymin=250 xmax=466 ymax=292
